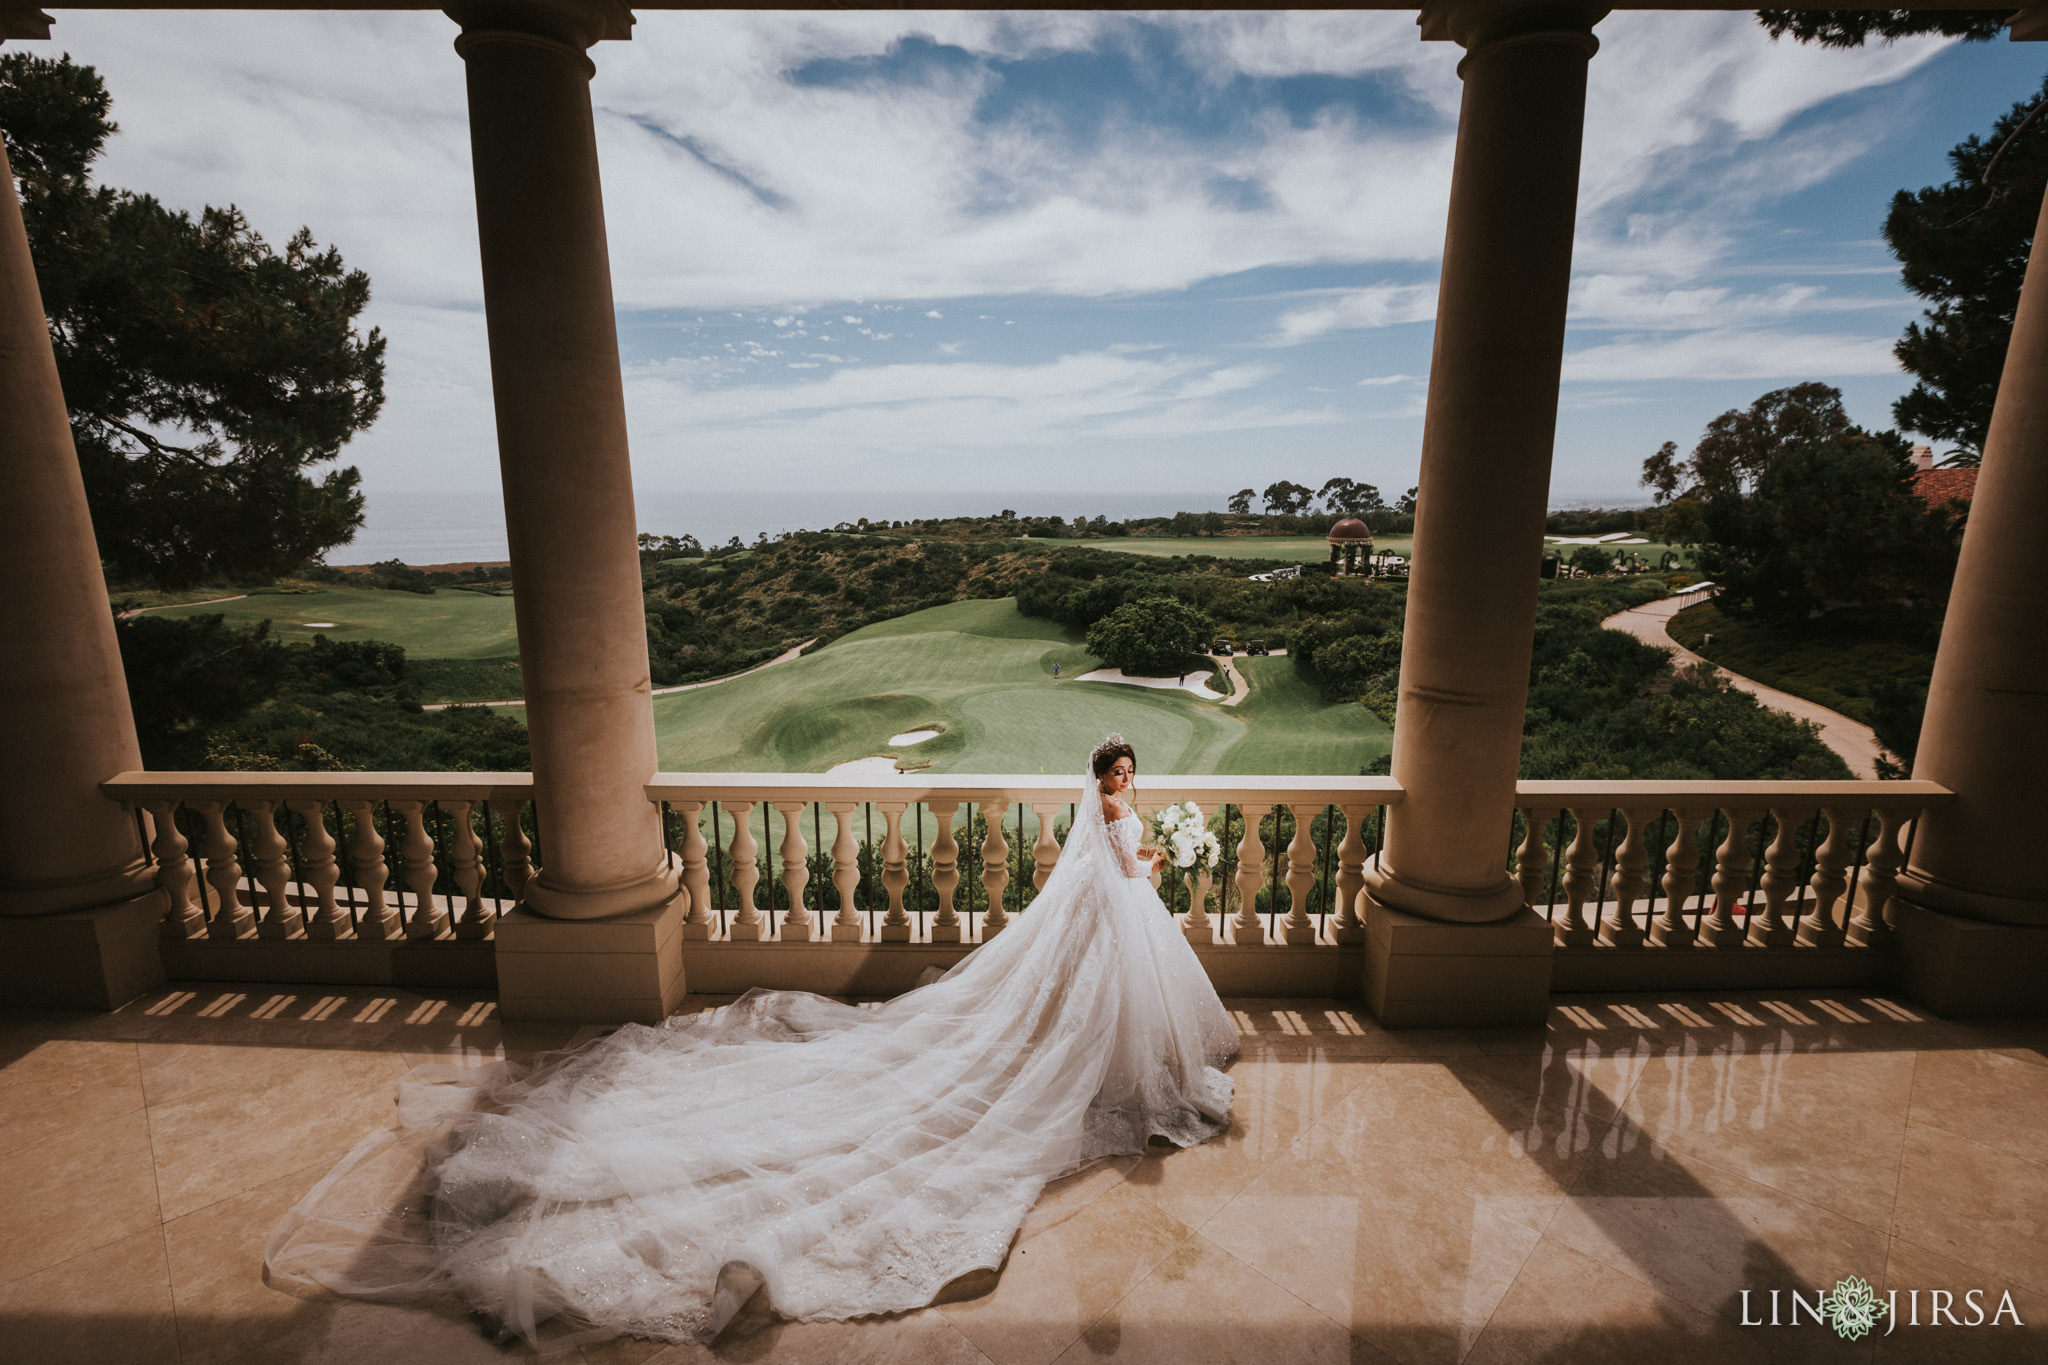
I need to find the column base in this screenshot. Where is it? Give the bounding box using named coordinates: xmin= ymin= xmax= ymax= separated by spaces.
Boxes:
xmin=1362 ymin=897 xmax=1554 ymax=1027
xmin=1893 ymin=897 xmax=2048 ymax=1018
xmin=0 ymin=890 xmax=166 ymax=1010
xmin=494 ymin=891 xmax=687 ymax=1023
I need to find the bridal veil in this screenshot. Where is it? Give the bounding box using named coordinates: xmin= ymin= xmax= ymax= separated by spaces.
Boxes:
xmin=266 ymin=750 xmax=1237 ymax=1345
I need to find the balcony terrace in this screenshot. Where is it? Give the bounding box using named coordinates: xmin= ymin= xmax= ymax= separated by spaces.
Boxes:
xmin=4 ymin=982 xmax=2044 ymax=1363
xmin=4 ymin=0 xmax=2047 ymax=1356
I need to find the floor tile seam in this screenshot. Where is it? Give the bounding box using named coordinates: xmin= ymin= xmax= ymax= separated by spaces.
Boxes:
xmin=140 ymin=1048 xmax=336 ymax=1116
xmin=1881 ymin=1229 xmax=2048 ymax=1308
xmin=1621 ymin=1087 xmax=1915 ymax=1192
xmin=1622 ymin=1134 xmax=1904 ymax=1244
xmin=0 ymin=1091 xmax=150 ymax=1155
xmin=1449 ymin=1220 xmax=1550 ymax=1365
xmin=0 ymin=1218 xmax=165 ymax=1296
xmin=1900 ymin=1111 xmax=2048 ymax=1177
xmin=1053 ymin=1222 xmax=1201 ymax=1362
xmin=1184 ymin=1228 xmax=1394 ymax=1362
xmin=158 ymin=1218 xmax=193 ymax=1365
xmin=1879 ymin=1052 xmax=1926 ymax=1246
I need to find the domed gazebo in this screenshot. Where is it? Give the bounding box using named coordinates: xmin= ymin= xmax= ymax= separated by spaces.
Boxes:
xmin=1328 ymin=516 xmax=1374 ymax=575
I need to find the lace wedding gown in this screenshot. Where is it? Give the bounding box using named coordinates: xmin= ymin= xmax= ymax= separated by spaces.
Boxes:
xmin=266 ymin=763 xmax=1237 ymax=1346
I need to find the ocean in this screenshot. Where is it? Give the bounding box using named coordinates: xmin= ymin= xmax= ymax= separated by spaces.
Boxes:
xmin=338 ymin=488 xmax=1237 ymax=566
xmin=339 ymin=486 xmax=1647 ymax=567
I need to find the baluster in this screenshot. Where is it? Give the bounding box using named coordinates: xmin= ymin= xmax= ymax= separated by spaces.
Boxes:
xmin=1651 ymin=808 xmax=1709 ymax=947
xmin=288 ymin=799 xmax=347 ymax=939
xmin=1283 ymin=803 xmax=1318 ymax=944
xmin=1184 ymin=859 xmax=1216 ymax=944
xmin=387 ymin=800 xmax=445 ymax=939
xmin=1749 ymin=809 xmax=1805 ymax=946
xmin=1332 ymin=803 xmax=1369 ymax=944
xmin=1797 ymin=807 xmax=1856 ymax=948
xmin=820 ymin=801 xmax=861 ymax=942
xmin=764 ymin=801 xmax=811 ymax=940
xmin=141 ymin=801 xmax=205 ymax=939
xmin=874 ymin=802 xmax=910 ymax=941
xmin=245 ymin=800 xmax=301 ymax=939
xmin=726 ymin=801 xmax=762 ymax=940
xmin=1702 ymin=808 xmax=1759 ymax=948
xmin=1130 ymin=798 xmax=1160 ymax=893
xmin=1233 ymin=804 xmax=1267 ymax=945
xmin=926 ymin=800 xmax=961 ymax=942
xmin=1600 ymin=808 xmax=1654 ymax=948
xmin=980 ymin=800 xmax=1011 ymax=936
xmin=1557 ymin=809 xmax=1600 ymax=946
xmin=488 ymin=797 xmax=534 ymax=900
xmin=1847 ymin=808 xmax=1907 ymax=947
xmin=339 ymin=801 xmax=399 ymax=939
xmin=1515 ymin=807 xmax=1557 ymax=915
xmin=444 ymin=800 xmax=489 ymax=938
xmin=189 ymin=800 xmax=254 ymax=939
xmin=1031 ymin=802 xmax=1063 ymax=890
xmin=670 ymin=799 xmax=712 ymax=939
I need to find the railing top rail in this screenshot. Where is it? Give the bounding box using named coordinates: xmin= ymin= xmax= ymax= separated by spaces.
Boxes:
xmin=98 ymin=771 xmax=1953 ymax=810
xmin=101 ymin=771 xmax=534 ymax=803
xmin=1514 ymin=778 xmax=1953 ymax=808
xmin=645 ymin=773 xmax=1407 ymax=806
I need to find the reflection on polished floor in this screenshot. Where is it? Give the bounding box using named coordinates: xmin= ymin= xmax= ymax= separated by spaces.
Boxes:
xmin=1 ymin=984 xmax=2044 ymax=1364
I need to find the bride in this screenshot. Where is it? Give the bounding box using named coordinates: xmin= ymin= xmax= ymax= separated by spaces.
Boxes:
xmin=267 ymin=734 xmax=1238 ymax=1345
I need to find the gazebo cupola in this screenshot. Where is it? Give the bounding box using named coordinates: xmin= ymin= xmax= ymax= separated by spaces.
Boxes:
xmin=1328 ymin=516 xmax=1374 ymax=574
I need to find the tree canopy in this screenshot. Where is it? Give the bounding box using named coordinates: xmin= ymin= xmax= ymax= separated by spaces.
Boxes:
xmin=1646 ymin=385 xmax=1961 ymax=629
xmin=1083 ymin=596 xmax=1212 ymax=676
xmin=1759 ymin=12 xmax=2035 ymax=462
xmin=1755 ymin=10 xmax=2009 ymax=48
xmin=1884 ymin=74 xmax=2048 ymax=461
xmin=0 ymin=52 xmax=385 ymax=588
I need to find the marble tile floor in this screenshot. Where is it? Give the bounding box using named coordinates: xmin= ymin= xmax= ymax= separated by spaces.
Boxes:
xmin=2 ymin=982 xmax=2045 ymax=1365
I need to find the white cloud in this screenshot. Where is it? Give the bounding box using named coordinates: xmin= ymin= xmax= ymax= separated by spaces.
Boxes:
xmin=1562 ymin=329 xmax=1901 ymax=382
xmin=623 ymin=348 xmax=1327 ymax=477
xmin=1268 ymin=285 xmax=1438 ymax=345
xmin=23 ymin=7 xmax=1958 ymax=497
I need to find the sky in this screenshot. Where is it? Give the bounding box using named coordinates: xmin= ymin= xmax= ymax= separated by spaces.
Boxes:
xmin=23 ymin=9 xmax=2048 ymax=520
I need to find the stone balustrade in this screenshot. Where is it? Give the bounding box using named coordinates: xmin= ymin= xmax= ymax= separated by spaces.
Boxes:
xmin=98 ymin=771 xmax=1951 ymax=999
xmin=642 ymin=774 xmax=1403 ymax=952
xmin=101 ymin=774 xmax=536 ymax=971
xmin=1512 ymin=779 xmax=1954 ymax=989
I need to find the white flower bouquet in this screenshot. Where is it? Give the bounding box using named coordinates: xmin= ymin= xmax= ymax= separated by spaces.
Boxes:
xmin=1152 ymin=800 xmax=1223 ymax=871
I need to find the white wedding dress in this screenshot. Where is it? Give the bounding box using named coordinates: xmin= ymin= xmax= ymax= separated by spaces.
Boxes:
xmin=266 ymin=762 xmax=1237 ymax=1346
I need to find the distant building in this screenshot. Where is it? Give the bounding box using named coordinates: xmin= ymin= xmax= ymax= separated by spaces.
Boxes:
xmin=1327 ymin=516 xmax=1374 ymax=574
xmin=1909 ymin=444 xmax=1978 ymax=511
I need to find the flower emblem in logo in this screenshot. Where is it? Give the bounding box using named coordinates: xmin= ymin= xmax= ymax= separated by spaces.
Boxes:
xmin=1818 ymin=1276 xmax=1887 ymax=1340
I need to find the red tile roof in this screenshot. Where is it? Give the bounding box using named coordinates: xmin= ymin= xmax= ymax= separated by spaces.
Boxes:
xmin=1912 ymin=467 xmax=1977 ymax=507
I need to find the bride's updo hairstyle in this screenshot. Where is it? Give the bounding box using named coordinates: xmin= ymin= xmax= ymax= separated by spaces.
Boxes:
xmin=1091 ymin=735 xmax=1136 ymax=779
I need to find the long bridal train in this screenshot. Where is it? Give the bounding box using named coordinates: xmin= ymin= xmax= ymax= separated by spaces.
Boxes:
xmin=265 ymin=757 xmax=1238 ymax=1345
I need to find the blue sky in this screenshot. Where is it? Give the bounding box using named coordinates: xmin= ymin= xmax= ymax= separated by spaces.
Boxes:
xmin=30 ymin=10 xmax=2047 ymax=512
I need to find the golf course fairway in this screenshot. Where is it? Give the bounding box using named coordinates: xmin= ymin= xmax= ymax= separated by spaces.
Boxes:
xmin=652 ymin=598 xmax=1391 ymax=776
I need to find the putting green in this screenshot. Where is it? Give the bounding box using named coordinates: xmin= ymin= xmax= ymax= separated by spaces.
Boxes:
xmin=651 ymin=598 xmax=1390 ymax=776
xmin=149 ymin=586 xmax=519 ymax=659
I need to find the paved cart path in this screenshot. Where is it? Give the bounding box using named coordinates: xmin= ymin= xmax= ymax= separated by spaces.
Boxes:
xmin=1602 ymin=597 xmax=1881 ymax=779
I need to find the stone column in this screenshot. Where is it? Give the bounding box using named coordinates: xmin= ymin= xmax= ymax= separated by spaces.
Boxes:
xmin=449 ymin=1 xmax=684 ymax=1022
xmin=1891 ymin=177 xmax=2048 ymax=1014
xmin=1361 ymin=0 xmax=1605 ymax=1025
xmin=0 ymin=130 xmax=165 ymax=1007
